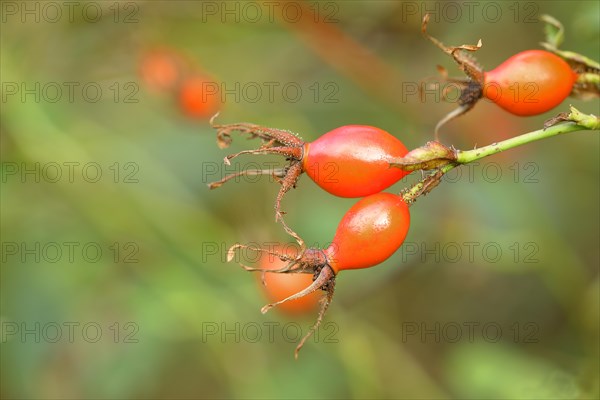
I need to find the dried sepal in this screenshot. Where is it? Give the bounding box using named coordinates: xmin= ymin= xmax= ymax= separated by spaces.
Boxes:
xmin=209 ymin=117 xmax=309 ymax=240
xmin=421 ymin=14 xmax=484 ymax=83
xmin=226 ymin=244 xmax=328 ymax=274
xmin=258 ymin=263 xmax=336 ymax=359
xmin=260 ymin=265 xmax=334 ymax=314
xmin=227 ymin=241 xmax=336 ymax=357
xmin=207 ymin=168 xmax=287 ymax=190
xmin=294 ymin=276 xmax=335 ymax=359
xmin=227 ymin=243 xmax=302 ymax=272
xmin=211 ymin=115 xmax=304 ymax=150
xmin=433 ymin=104 xmax=474 ymax=140
xmin=421 ymin=14 xmax=485 ymax=137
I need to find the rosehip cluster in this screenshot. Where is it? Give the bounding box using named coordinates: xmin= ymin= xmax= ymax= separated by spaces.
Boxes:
xmin=207 ymin=14 xmax=584 ymax=358
xmin=210 ymin=121 xmax=414 ymax=356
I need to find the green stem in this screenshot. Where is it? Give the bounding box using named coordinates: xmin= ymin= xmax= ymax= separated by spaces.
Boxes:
xmin=401 ymin=119 xmax=598 ymax=205
xmin=456 ymin=122 xmax=586 ymax=164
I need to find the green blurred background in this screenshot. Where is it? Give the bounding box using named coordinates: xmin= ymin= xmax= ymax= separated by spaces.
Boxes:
xmin=1 ymin=1 xmax=598 ymax=399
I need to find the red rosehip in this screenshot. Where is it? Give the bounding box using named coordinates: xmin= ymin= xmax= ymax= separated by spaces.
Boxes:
xmin=210 ymin=122 xmax=412 ymax=229
xmin=302 ymin=126 xmax=411 ymax=197
xmin=324 ymin=192 xmax=411 ymax=272
xmin=483 ymin=50 xmax=577 ymax=116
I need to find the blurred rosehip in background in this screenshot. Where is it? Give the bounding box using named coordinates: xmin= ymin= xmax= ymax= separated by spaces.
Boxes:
xmin=258 ymin=244 xmax=321 ymax=316
xmin=139 ymin=48 xmax=186 ymax=93
xmin=178 ymin=75 xmax=221 ymax=119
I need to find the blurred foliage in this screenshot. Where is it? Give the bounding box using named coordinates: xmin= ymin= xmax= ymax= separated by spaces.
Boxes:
xmin=1 ymin=1 xmax=599 ymax=399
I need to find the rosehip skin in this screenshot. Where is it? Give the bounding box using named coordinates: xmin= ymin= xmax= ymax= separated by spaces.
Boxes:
xmin=324 ymin=192 xmax=411 ymax=273
xmin=302 ymin=125 xmax=410 ymax=197
xmin=483 ymin=50 xmax=577 ymax=116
